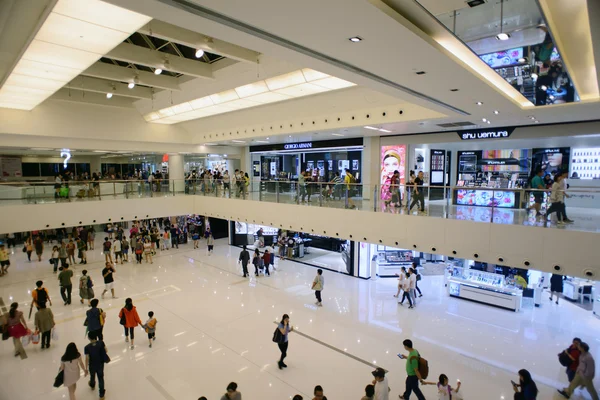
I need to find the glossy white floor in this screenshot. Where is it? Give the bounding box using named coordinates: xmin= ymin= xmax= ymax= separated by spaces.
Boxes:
xmin=0 ymin=236 xmax=599 ymax=400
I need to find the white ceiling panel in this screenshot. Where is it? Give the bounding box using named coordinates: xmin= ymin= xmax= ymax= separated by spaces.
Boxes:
xmin=274 ymin=82 xmax=329 ymax=97
xmin=36 ymin=13 xmax=130 ymax=54
xmin=5 ymin=74 xmax=66 ymax=92
xmin=23 ymin=40 xmax=102 ymax=70
xmin=244 ymin=92 xmax=292 ymax=104
xmin=52 ymin=0 xmax=152 ymax=33
xmin=12 ymin=60 xmax=80 ymax=82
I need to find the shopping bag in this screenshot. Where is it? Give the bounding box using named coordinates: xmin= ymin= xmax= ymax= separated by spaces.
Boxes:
xmin=21 ymin=334 xmax=31 ymax=347
xmin=31 ymin=331 xmax=40 ymax=345
xmin=53 ymin=369 xmax=64 ymax=387
xmin=51 ymin=328 xmax=59 ymax=341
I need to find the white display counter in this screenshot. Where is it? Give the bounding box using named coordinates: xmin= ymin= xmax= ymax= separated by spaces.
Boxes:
xmin=593 ymin=282 xmax=600 ymax=319
xmin=563 ymin=279 xmax=594 ymax=303
xmin=447 ymin=278 xmax=523 ymax=312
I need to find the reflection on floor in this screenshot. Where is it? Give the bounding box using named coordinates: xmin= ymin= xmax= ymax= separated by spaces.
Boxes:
xmin=0 ymin=237 xmax=599 ymax=399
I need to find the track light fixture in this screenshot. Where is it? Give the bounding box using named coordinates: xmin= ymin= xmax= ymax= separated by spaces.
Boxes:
xmin=106 ymin=92 xmax=113 ymax=99
xmin=195 ymin=49 xmax=204 ymax=58
xmin=154 ymin=68 xmax=162 ymax=75
xmin=128 ymin=82 xmax=135 ymax=89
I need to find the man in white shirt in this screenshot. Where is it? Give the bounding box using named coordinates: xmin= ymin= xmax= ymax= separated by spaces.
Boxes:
xmin=408 ymin=269 xmax=417 ymax=306
xmin=113 ymin=238 xmax=122 ymax=264
xmin=222 ymin=170 xmax=231 ymax=197
xmin=371 ymin=367 xmax=389 ymax=400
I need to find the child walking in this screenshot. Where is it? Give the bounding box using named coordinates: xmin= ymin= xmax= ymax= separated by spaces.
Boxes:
xmin=143 ymin=311 xmax=158 ymax=348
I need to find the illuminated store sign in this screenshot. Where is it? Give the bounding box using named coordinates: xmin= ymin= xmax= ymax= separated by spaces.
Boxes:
xmin=283 ymin=142 xmax=313 ymax=150
xmin=60 ymin=149 xmax=71 ymax=169
xmin=457 ymin=127 xmax=515 ymax=140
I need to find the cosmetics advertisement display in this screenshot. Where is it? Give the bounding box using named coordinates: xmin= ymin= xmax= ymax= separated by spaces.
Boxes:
xmin=380 ymin=145 xmax=406 ymax=202
xmin=455 ymin=189 xmax=516 ymax=208
xmin=571 ymin=147 xmax=600 ymax=179
xmin=532 ymin=147 xmax=570 ymax=177
xmin=455 ymin=206 xmax=515 ymax=224
xmin=479 ymin=149 xmax=530 ymax=172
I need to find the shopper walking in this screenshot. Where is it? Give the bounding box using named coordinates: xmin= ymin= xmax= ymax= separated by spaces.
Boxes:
xmin=59 ymin=342 xmax=88 ymax=400
xmin=344 ymin=169 xmax=357 ymax=209
xmin=66 ymin=239 xmax=76 ymax=265
xmin=409 ymin=171 xmax=425 ymax=213
xmin=0 ymin=243 xmax=10 ymax=276
xmin=261 ymin=250 xmax=271 ymax=276
xmin=399 ymin=339 xmax=425 ymax=400
xmin=421 ymin=374 xmax=461 ymax=400
xmin=135 ymin=240 xmax=143 ymax=263
xmin=24 ymin=236 xmax=33 ymax=262
xmin=121 ymin=237 xmax=129 ymax=262
xmin=143 ymin=311 xmax=157 ymax=348
xmin=276 ymin=313 xmax=293 ymax=369
xmin=528 ymin=168 xmax=545 ymax=218
xmin=399 ymin=271 xmax=413 ymax=309
xmin=34 ymin=302 xmax=55 ymax=349
xmin=513 ymin=369 xmax=538 ymax=400
xmin=118 ymin=298 xmax=142 ymax=349
xmin=34 ymin=235 xmax=44 ymax=262
xmin=49 ymin=245 xmax=59 ymax=273
xmin=59 ymin=241 xmax=68 ymax=268
xmin=550 ymin=273 xmax=564 ymax=304
xmin=143 ymin=239 xmax=153 ymax=264
xmin=103 ymin=238 xmax=113 ymax=263
xmin=85 ymin=332 xmax=108 ymax=400
xmin=560 ymin=338 xmax=582 ymax=383
xmin=311 ymin=269 xmax=324 ymax=306
xmin=394 ymin=267 xmax=407 ymax=298
xmin=410 ymin=266 xmax=422 ymax=299
xmin=76 ymin=237 xmax=87 ymax=264
xmin=371 ymin=367 xmax=389 ymax=400
xmin=58 ymin=264 xmax=74 ymax=305
xmin=252 ymin=249 xmax=261 ymax=277
xmin=31 ymin=280 xmax=52 ymax=310
xmin=238 ymin=245 xmax=250 ymax=277
xmin=220 ymin=382 xmax=242 ymax=400
xmin=113 ymin=238 xmax=122 ymax=264
xmin=546 ymin=173 xmax=568 ymax=224
xmin=79 ymin=270 xmax=94 ymax=306
xmin=101 ymin=262 xmax=116 ymax=299
xmin=207 ymin=232 xmax=215 ymax=255
xmin=558 ymin=342 xmax=599 ymax=400
xmin=5 ymin=302 xmax=29 ymax=357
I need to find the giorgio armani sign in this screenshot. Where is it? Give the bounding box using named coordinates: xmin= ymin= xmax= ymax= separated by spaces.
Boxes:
xmin=457 ymin=127 xmax=515 ymax=140
xmin=283 ymin=142 xmax=313 ymax=150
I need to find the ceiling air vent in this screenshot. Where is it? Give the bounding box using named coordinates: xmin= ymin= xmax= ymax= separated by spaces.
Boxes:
xmin=436 ymin=121 xmax=476 ymax=128
xmin=467 ymin=0 xmax=486 ymax=7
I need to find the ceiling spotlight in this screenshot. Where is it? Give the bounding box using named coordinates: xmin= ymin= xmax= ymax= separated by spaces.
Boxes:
xmin=128 ymin=82 xmax=135 ymax=89
xmin=531 ymin=73 xmax=538 ymax=80
xmin=476 ymin=101 xmax=483 ymax=105
xmin=518 ymin=57 xmax=526 ymax=63
xmin=154 ymin=68 xmax=163 ymax=75
xmin=487 ymin=120 xmax=491 ymax=124
xmin=482 ymin=118 xmax=487 ymax=122
xmin=195 ymin=49 xmax=205 ymax=58
xmin=540 ymin=85 xmax=548 ymax=91
xmin=106 ymin=92 xmax=113 ymax=99
xmin=495 ymin=0 xmax=510 ymax=41
xmin=349 ymin=36 xmax=362 ymax=42
xmin=534 ymin=120 xmax=540 ymax=123
xmin=493 ymin=110 xmax=499 ymax=114
xmin=496 ymin=32 xmax=510 ymax=41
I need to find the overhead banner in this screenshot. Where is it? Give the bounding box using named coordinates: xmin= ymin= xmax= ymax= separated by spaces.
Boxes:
xmin=457 ymin=127 xmax=516 ymax=141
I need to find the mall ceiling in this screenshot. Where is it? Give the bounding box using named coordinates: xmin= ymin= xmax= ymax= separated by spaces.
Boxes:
xmin=0 ymin=0 xmax=599 ymax=150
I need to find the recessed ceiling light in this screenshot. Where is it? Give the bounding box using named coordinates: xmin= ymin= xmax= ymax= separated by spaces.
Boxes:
xmin=415 ymin=71 xmax=426 ymax=75
xmin=349 ymin=36 xmax=362 ymax=42
xmin=493 ymin=110 xmax=499 ymax=114
xmin=195 ymin=49 xmax=205 ymax=58
xmin=255 ymin=140 xmax=269 ymax=143
xmin=534 ymin=120 xmax=540 ymax=124
xmin=30 ymin=147 xmax=53 ymax=151
xmin=106 ymin=92 xmax=113 ymax=99
xmin=364 ymin=126 xmax=379 ymax=130
xmin=482 ymin=118 xmax=487 ymax=122
xmin=379 ymin=129 xmax=391 ymax=133
xmin=266 ymin=137 xmax=270 ymax=140
xmin=93 ymin=150 xmax=110 ymax=153
xmin=487 ymin=120 xmax=491 ymax=124
xmin=331 ymin=133 xmax=344 ymax=137
xmin=528 ymin=116 xmax=536 ymax=120
xmin=450 ymin=89 xmax=459 ymax=92
xmin=476 ymin=101 xmax=483 ymax=105
xmin=154 ymin=68 xmax=163 ymax=75
xmin=288 ymin=135 xmax=292 ymax=138
xmin=496 ymin=32 xmax=510 ymax=41
xmin=231 ymin=140 xmax=246 ymax=143
xmin=128 ymin=82 xmax=135 ymax=89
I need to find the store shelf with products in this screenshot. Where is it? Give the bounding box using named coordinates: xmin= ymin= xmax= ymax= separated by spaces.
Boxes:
xmin=446 ymin=267 xmax=523 ymax=312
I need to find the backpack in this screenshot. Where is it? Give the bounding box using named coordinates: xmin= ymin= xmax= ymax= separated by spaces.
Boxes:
xmin=36 ymin=288 xmax=48 ymax=305
xmin=410 ymin=354 xmax=429 ymax=379
xmin=103 ymin=241 xmax=111 ymax=251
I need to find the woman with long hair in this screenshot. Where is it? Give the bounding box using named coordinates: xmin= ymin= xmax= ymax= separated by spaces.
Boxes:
xmin=25 ymin=237 xmax=33 ymax=262
xmin=513 ymin=369 xmax=538 ymax=400
xmin=60 ymin=342 xmax=87 ymax=400
xmin=5 ymin=302 xmax=29 ymax=357
xmin=276 ymin=313 xmax=293 ymax=369
xmin=380 ymin=148 xmax=404 ymax=202
xmin=118 ymin=298 xmax=142 ymax=349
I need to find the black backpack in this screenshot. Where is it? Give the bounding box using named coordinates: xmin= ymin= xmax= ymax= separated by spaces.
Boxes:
xmin=36 ymin=288 xmax=48 ymax=305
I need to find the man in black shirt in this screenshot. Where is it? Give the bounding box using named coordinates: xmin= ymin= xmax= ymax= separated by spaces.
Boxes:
xmin=170 ymin=226 xmax=179 ymax=249
xmin=85 ymin=332 xmax=108 ymax=399
xmin=409 ymin=171 xmax=425 ymax=213
xmin=238 ymin=245 xmax=250 ymax=277
xmin=101 ymin=262 xmax=116 ymax=299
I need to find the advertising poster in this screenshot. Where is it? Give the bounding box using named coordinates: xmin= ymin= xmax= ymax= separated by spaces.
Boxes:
xmin=380 ymin=145 xmax=406 ymax=201
xmin=532 ymin=147 xmax=570 ymax=178
xmin=479 ymin=149 xmax=530 ymax=172
xmin=0 ymin=156 xmax=22 ymax=177
xmin=570 ymin=147 xmax=599 ymax=179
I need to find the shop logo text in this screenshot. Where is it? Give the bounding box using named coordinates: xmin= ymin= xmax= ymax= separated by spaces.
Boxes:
xmin=284 ymin=142 xmax=313 ymax=150
xmin=459 ymin=130 xmax=510 ymax=140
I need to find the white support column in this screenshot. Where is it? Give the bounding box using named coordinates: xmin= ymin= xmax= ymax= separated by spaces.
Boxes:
xmin=362 ymin=136 xmax=380 ymax=200
xmin=168 ymin=154 xmax=185 ymax=193
xmin=90 ymin=156 xmax=102 ymax=176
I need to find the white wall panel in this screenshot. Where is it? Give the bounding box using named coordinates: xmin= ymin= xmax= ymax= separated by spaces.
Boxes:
xmin=1 ymin=196 xmax=597 ymax=279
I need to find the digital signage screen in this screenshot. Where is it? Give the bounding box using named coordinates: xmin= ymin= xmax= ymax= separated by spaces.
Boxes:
xmin=380 ymin=145 xmax=406 ymax=202
xmin=479 ymin=149 xmax=530 ymax=172
xmin=532 ymin=147 xmax=570 ymax=178
xmin=456 ymin=189 xmax=516 ymax=208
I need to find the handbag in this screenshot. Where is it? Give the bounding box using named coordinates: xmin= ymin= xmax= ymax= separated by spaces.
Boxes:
xmin=119 ymin=309 xmax=126 ymax=326
xmin=559 ymin=351 xmax=573 ymax=367
xmin=22 ymin=246 xmax=27 ymax=253
xmin=53 ymin=369 xmax=64 ymax=387
xmin=272 ymin=326 xmax=284 ymax=343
